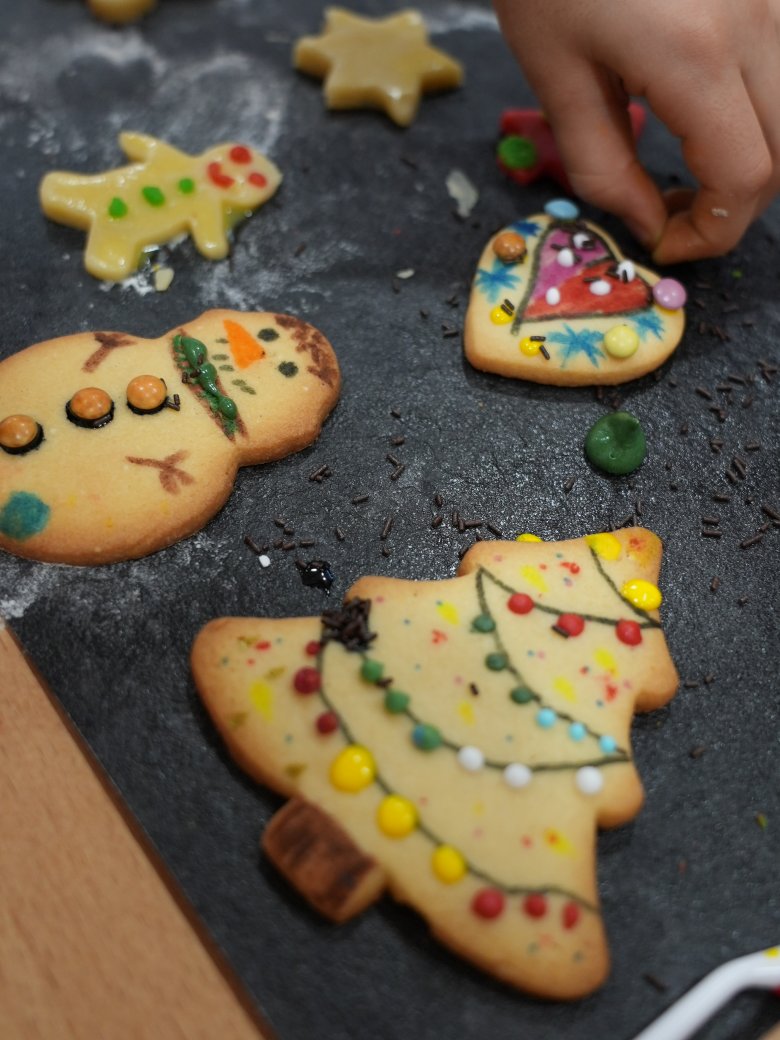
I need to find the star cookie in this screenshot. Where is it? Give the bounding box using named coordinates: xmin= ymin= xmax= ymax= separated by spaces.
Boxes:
xmin=293 ymin=8 xmax=463 ymax=126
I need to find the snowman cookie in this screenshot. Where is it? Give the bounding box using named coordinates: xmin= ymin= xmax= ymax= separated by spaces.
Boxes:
xmin=40 ymin=132 xmax=281 ymax=281
xmin=464 ymin=206 xmax=686 ymax=386
xmin=0 ymin=310 xmax=339 ymax=564
xmin=192 ymin=527 xmax=679 ymax=998
xmin=87 ymin=0 xmax=156 ymax=21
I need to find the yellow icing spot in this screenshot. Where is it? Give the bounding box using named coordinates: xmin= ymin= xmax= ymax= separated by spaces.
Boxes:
xmin=472 ymin=801 xmax=485 ymax=817
xmin=457 ymin=700 xmax=476 ymax=726
xmin=520 ymin=565 xmax=548 ymax=594
xmin=330 ymin=745 xmax=375 ymax=792
xmin=377 ymin=795 xmax=418 ymax=837
xmin=432 ymin=844 xmax=467 ymax=883
xmin=248 ymin=680 xmax=274 ymax=720
xmin=519 ymin=336 xmax=542 ymax=357
xmin=543 ymin=828 xmax=576 ymax=856
xmin=553 ymin=677 xmax=576 ymax=703
xmin=490 ymin=305 xmax=514 ymax=325
xmin=594 ymin=648 xmax=618 ymax=676
xmin=622 ymin=578 xmax=662 ymax=611
xmin=436 ymin=601 xmax=460 ymax=625
xmin=516 ymin=532 xmax=542 ymax=543
xmin=586 ymin=532 xmax=622 ymax=561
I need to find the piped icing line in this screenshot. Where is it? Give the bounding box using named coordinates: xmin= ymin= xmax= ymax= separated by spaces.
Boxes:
xmin=172 ymin=332 xmax=244 ymax=439
xmin=307 ymin=642 xmax=601 ymax=913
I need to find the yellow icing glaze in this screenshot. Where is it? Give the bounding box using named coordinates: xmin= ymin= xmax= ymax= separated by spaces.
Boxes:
xmin=377 ymin=794 xmax=418 ymax=837
xmin=490 ymin=306 xmax=514 ymax=325
xmin=553 ymin=677 xmax=576 ymax=703
xmin=621 ymin=579 xmax=662 ymax=611
xmin=436 ymin=601 xmax=460 ymax=625
xmin=519 ymin=336 xmax=542 ymax=357
xmin=87 ymin=0 xmax=156 ymax=22
xmin=248 ymin=680 xmax=274 ymax=720
xmin=431 ymin=844 xmax=467 ymax=883
xmin=520 ymin=564 xmax=548 ymax=594
xmin=330 ymin=744 xmax=376 ymax=792
xmin=457 ymin=700 xmax=476 ymax=726
xmin=594 ymin=648 xmax=618 ymax=676
xmin=40 ymin=132 xmax=282 ymax=281
xmin=544 ymin=828 xmax=576 ymax=857
xmin=586 ymin=532 xmax=622 ymax=561
xmin=293 ymin=8 xmax=463 ymax=127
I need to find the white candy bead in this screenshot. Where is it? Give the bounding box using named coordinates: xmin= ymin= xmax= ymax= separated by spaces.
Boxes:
xmin=545 ymin=287 xmax=561 ymax=306
xmin=504 ymin=763 xmax=532 ymax=789
xmin=573 ymin=231 xmax=593 ymax=250
xmin=616 ymin=260 xmax=636 ymax=282
xmin=589 ymin=279 xmax=612 ymax=297
xmin=576 ymin=766 xmax=603 ymax=795
xmin=557 ymin=247 xmax=575 ymax=267
xmin=457 ymin=745 xmax=485 ymax=772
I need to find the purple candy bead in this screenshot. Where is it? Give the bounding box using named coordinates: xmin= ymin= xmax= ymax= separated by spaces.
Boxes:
xmin=653 ymin=278 xmax=687 ymax=310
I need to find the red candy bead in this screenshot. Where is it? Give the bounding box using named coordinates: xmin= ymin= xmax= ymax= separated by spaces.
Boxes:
xmin=249 ymin=171 xmax=268 ymax=188
xmin=207 ymin=161 xmax=235 ymax=188
xmin=616 ymin=619 xmax=643 ymax=646
xmin=472 ymin=888 xmax=505 ymax=919
xmin=305 ymin=640 xmax=321 ymax=657
xmin=229 ymin=145 xmax=251 ymax=164
xmin=562 ymin=902 xmax=581 ymax=930
xmin=555 ymin=613 xmax=585 ymax=637
xmin=293 ymin=667 xmax=321 ymax=694
xmin=315 ymin=711 xmax=339 ymax=735
xmin=508 ymin=593 xmax=534 ymax=615
xmin=523 ymin=893 xmax=547 ymax=918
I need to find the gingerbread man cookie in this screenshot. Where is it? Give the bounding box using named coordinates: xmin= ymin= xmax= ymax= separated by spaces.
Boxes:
xmin=87 ymin=0 xmax=156 ymax=22
xmin=465 ymin=205 xmax=686 ymax=386
xmin=192 ymin=528 xmax=679 ymax=998
xmin=0 ymin=311 xmax=339 ymax=564
xmin=40 ymin=133 xmax=281 ymax=281
xmin=294 ymin=8 xmax=463 ymax=127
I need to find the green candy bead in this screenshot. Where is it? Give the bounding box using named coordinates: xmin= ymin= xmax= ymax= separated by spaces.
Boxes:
xmin=384 ymin=690 xmax=410 ymax=714
xmin=360 ymin=658 xmax=384 ymax=683
xmin=471 ymin=614 xmax=496 ymax=633
xmin=497 ymin=134 xmax=538 ymax=171
xmin=585 ymin=411 xmax=647 ymax=476
xmin=412 ymin=723 xmax=442 ymax=751
xmin=486 ymin=652 xmax=508 ymax=671
xmin=510 ymin=687 xmax=534 ymax=705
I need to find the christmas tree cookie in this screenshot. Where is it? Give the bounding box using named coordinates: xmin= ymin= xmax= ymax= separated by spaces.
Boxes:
xmin=464 ymin=205 xmax=686 ymax=386
xmin=192 ymin=527 xmax=679 ymax=998
xmin=0 ymin=310 xmax=339 ymax=564
xmin=40 ymin=132 xmax=281 ymax=281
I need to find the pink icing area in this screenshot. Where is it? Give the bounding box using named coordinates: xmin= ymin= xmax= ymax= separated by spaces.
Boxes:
xmin=531 ymin=228 xmax=611 ymax=302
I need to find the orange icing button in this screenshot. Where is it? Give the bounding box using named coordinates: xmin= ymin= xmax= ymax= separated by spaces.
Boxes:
xmin=126 ymin=374 xmax=167 ymax=413
xmin=224 ymin=319 xmax=266 ymax=369
xmin=67 ymin=387 xmax=114 ymax=425
xmin=0 ymin=414 xmax=41 ymax=451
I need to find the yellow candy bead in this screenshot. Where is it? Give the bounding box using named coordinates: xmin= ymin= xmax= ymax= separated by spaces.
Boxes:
xmin=603 ymin=324 xmax=639 ymax=359
xmin=519 ymin=336 xmax=541 ymax=356
xmin=515 ymin=532 xmax=542 ymax=543
xmin=490 ymin=305 xmax=513 ymax=325
xmin=330 ymin=745 xmax=376 ymax=792
xmin=586 ymin=532 xmax=623 ymax=561
xmin=377 ymin=795 xmax=418 ymax=837
xmin=621 ymin=579 xmax=662 ymax=611
xmin=432 ymin=844 xmax=467 ymax=884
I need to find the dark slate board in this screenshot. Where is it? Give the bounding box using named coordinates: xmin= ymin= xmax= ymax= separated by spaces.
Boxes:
xmin=1 ymin=2 xmax=779 ymax=1038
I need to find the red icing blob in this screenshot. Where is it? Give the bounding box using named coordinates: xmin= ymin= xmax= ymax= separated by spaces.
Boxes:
xmin=472 ymin=888 xmax=505 ymax=919
xmin=249 ymin=171 xmax=268 ymax=188
xmin=305 ymin=640 xmax=321 ymax=657
xmin=616 ymin=619 xmax=643 ymax=646
xmin=526 ymin=256 xmax=652 ymax=321
xmin=229 ymin=145 xmax=252 ymax=164
xmin=293 ymin=667 xmax=321 ymax=694
xmin=315 ymin=711 xmax=339 ymax=735
xmin=563 ymin=902 xmax=581 ymax=929
xmin=556 ymin=613 xmax=585 ymax=637
xmin=508 ymin=593 xmax=534 ymax=615
xmin=523 ymin=893 xmax=548 ymax=918
xmin=207 ymin=161 xmax=235 ymax=188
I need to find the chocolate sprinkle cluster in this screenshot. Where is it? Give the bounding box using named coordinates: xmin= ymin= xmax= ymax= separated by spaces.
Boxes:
xmin=321 ymin=597 xmax=376 ymax=652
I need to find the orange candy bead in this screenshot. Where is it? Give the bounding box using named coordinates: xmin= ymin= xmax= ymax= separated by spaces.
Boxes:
xmin=126 ymin=374 xmax=167 ymax=413
xmin=492 ymin=231 xmax=527 ymax=264
xmin=67 ymin=387 xmax=114 ymax=426
xmin=0 ymin=414 xmax=42 ymax=452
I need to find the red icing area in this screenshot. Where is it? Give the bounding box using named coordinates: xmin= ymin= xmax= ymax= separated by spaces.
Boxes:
xmin=207 ymin=161 xmax=235 ymax=188
xmin=293 ymin=667 xmax=321 ymax=694
xmin=230 ymin=145 xmax=252 ymax=164
xmin=249 ymin=171 xmax=268 ymax=188
xmin=431 ymin=629 xmax=448 ymax=644
xmin=526 ymin=258 xmax=652 ymax=321
xmin=560 ymin=561 xmax=580 ymax=574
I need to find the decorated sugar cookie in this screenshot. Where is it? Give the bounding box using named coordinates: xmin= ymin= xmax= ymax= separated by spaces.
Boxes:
xmin=464 ymin=206 xmax=686 ymax=386
xmin=192 ymin=527 xmax=679 ymax=998
xmin=0 ymin=310 xmax=339 ymax=564
xmin=294 ymin=8 xmax=463 ymax=127
xmin=40 ymin=132 xmax=281 ymax=281
xmin=87 ymin=0 xmax=156 ymax=22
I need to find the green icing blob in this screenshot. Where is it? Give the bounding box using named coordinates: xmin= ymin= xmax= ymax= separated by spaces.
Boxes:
xmin=585 ymin=411 xmax=647 ymax=476
xmin=178 ymin=178 xmax=195 ymax=194
xmin=142 ymin=185 xmax=165 ymax=207
xmin=108 ymin=197 xmax=128 ymax=219
xmin=0 ymin=491 xmax=50 ymax=541
xmin=497 ymin=134 xmax=538 ymax=171
xmin=278 ymin=361 xmax=298 ymax=378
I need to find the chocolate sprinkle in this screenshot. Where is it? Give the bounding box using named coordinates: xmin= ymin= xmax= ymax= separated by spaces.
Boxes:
xmin=563 ymin=476 xmax=577 ymax=493
xmin=352 ymin=495 xmax=369 ymax=505
xmin=701 ymin=529 xmax=722 ymax=538
xmin=321 ymin=598 xmax=375 ymax=652
xmin=380 ymin=517 xmax=394 ymax=541
xmin=431 ymin=515 xmax=444 ymax=529
xmin=389 ymin=435 xmax=406 ymax=447
xmin=486 ymin=523 xmax=503 ymax=537
xmin=334 ymin=527 xmax=345 ymax=542
xmin=740 ymin=532 xmax=764 ymax=549
xmin=244 ymin=535 xmax=263 ymax=555
xmin=710 ymin=577 xmax=720 ymax=592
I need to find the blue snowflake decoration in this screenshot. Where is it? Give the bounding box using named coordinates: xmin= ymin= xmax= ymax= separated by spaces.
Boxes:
xmin=633 ymin=310 xmax=665 ymax=341
xmin=474 ymin=258 xmax=522 ymax=303
xmin=548 ymin=324 xmax=605 ymax=368
xmin=508 ymin=219 xmax=542 ymax=238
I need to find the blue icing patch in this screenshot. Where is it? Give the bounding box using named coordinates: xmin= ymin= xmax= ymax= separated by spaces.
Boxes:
xmin=0 ymin=491 xmax=50 ymax=541
xmin=545 ymin=198 xmax=579 ymax=220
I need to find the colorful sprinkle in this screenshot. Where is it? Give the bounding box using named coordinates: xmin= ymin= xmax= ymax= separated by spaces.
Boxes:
xmin=586 ymin=532 xmax=622 ymax=561
xmin=330 ymin=745 xmax=376 ymax=792
xmin=432 ymin=844 xmax=467 ymax=883
xmin=503 ymin=763 xmax=532 ymax=788
xmin=384 ymin=690 xmax=410 ymax=714
xmin=563 ymin=902 xmax=581 ymax=929
xmin=457 ymin=746 xmax=485 ymax=772
xmin=293 ymin=667 xmax=321 ymax=694
xmin=377 ymin=794 xmax=418 ymax=837
xmin=554 ymin=613 xmax=585 ymax=637
xmin=523 ymin=893 xmax=548 ymax=919
xmin=412 ymin=723 xmax=442 ymax=751
xmin=621 ymin=579 xmax=662 ymax=611
xmin=599 ymin=735 xmax=617 ymax=754
xmin=576 ymin=766 xmax=603 ymax=795
xmin=652 ymin=277 xmax=687 ymax=310
xmin=569 ymin=722 xmax=586 ymax=742
xmin=544 ymin=198 xmax=579 ymax=220
xmin=486 ymin=652 xmax=508 ymax=671
xmin=108 ymin=196 xmax=128 ymax=218
xmin=536 ymin=708 xmax=556 ymax=729
xmin=315 ymin=711 xmax=339 ymax=735
xmin=178 ymin=177 xmax=195 ymax=194
xmin=510 ymin=686 xmax=534 ymax=705
xmin=585 ymin=411 xmax=647 ymax=476
xmin=360 ymin=658 xmax=384 ymax=683
xmin=616 ymin=619 xmax=643 ymax=645
xmin=604 ymin=324 xmax=640 ymax=359
xmin=472 ymin=888 xmax=505 ymax=919
xmin=229 ymin=145 xmax=252 ymax=164
xmin=141 ymin=185 xmax=165 ymax=207
xmin=508 ymin=593 xmax=534 ymax=615
xmin=471 ymin=614 xmax=496 ymax=633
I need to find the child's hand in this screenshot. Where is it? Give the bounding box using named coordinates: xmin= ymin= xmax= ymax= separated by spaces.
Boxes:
xmin=494 ymin=0 xmax=780 ymax=263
